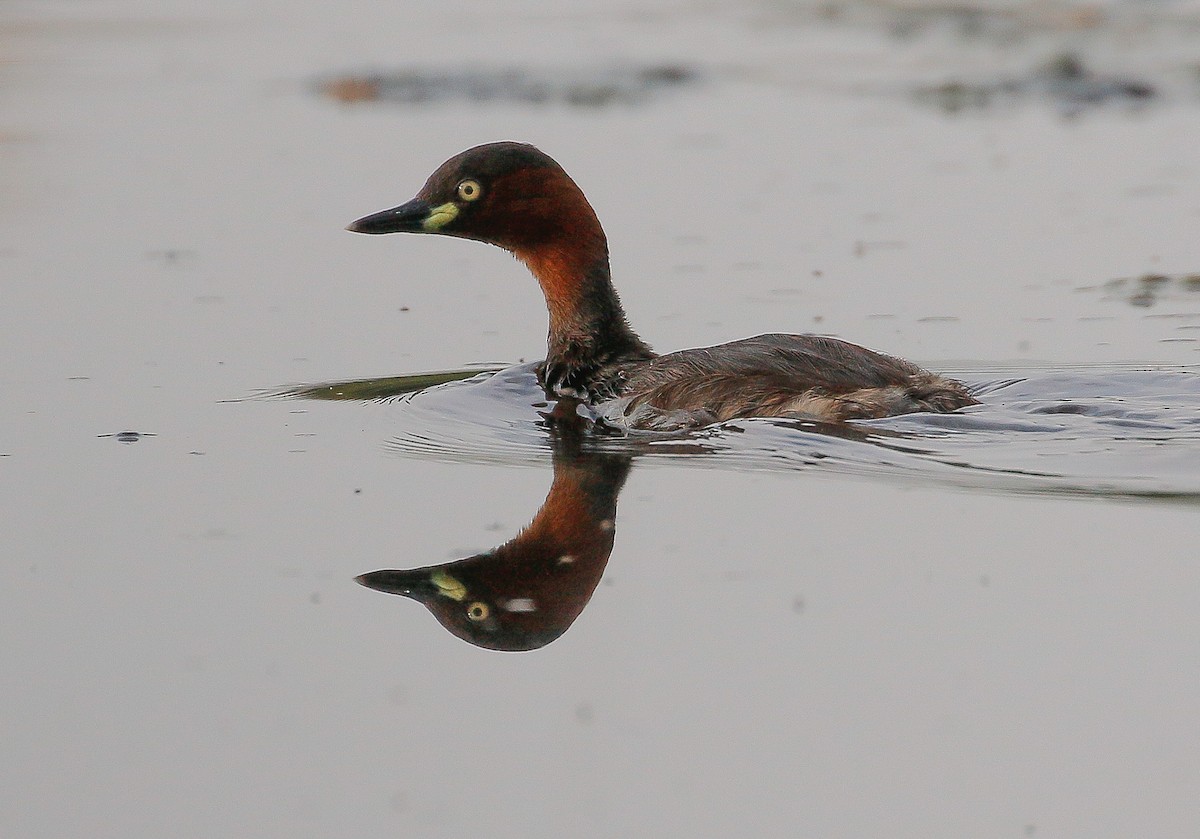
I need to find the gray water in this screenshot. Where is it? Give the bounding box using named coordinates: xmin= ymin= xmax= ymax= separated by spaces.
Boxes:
xmin=3 ymin=2 xmax=1200 ymax=837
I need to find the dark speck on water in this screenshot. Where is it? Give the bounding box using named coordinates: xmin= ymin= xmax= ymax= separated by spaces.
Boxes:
xmin=145 ymin=249 xmax=196 ymax=265
xmin=99 ymin=431 xmax=156 ymax=444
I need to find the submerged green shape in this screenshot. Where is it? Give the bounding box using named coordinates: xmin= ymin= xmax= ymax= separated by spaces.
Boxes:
xmin=270 ymin=367 xmax=503 ymax=401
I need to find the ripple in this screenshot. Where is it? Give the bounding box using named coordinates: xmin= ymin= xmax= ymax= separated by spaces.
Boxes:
xmin=381 ymin=363 xmax=1200 ymax=499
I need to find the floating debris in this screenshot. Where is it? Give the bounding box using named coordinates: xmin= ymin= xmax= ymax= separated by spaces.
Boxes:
xmin=915 ymin=53 xmax=1155 ymax=115
xmin=317 ymin=64 xmax=699 ymax=109
xmin=1078 ymin=273 xmax=1200 ymax=308
xmin=265 ymin=367 xmax=503 ymax=402
xmin=99 ymin=430 xmax=157 ymax=444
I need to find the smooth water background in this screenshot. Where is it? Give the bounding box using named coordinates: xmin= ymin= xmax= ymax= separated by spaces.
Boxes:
xmin=3 ymin=2 xmax=1200 ymax=837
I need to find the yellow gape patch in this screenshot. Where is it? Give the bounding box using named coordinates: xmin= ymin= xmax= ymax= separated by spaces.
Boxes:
xmin=430 ymin=570 xmax=466 ymax=601
xmin=422 ymin=202 xmax=459 ymax=231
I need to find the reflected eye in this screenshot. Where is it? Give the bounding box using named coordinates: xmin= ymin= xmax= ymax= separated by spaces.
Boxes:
xmin=466 ymin=602 xmax=490 ymax=622
xmin=456 ymin=179 xmax=483 ymax=202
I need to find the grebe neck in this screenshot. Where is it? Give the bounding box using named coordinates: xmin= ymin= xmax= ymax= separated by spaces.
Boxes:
xmin=516 ymin=238 xmax=654 ymax=393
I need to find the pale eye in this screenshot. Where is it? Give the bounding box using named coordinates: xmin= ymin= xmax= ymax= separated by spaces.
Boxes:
xmin=456 ymin=179 xmax=483 ymax=202
xmin=466 ymin=602 xmax=490 ymax=622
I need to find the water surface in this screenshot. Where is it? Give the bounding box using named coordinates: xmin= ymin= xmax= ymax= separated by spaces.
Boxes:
xmin=3 ymin=2 xmax=1200 ymax=838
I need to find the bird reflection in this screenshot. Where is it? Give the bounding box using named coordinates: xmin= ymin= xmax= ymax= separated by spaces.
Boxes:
xmin=275 ymin=369 xmax=942 ymax=650
xmin=357 ymin=402 xmax=631 ymax=651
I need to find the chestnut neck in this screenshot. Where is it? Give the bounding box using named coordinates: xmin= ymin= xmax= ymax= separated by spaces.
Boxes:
xmin=515 ymin=233 xmax=653 ymax=379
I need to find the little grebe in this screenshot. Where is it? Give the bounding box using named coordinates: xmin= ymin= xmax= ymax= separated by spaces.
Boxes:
xmin=347 ymin=142 xmax=977 ymax=430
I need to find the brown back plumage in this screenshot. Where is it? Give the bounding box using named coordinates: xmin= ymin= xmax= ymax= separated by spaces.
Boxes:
xmin=598 ymin=334 xmax=977 ymax=429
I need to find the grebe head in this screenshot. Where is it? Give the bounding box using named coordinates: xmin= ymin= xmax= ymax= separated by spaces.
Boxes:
xmin=346 ymin=141 xmax=603 ymax=257
xmin=355 ymin=563 xmax=565 ymax=652
xmin=348 ymin=142 xmax=653 ymax=393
